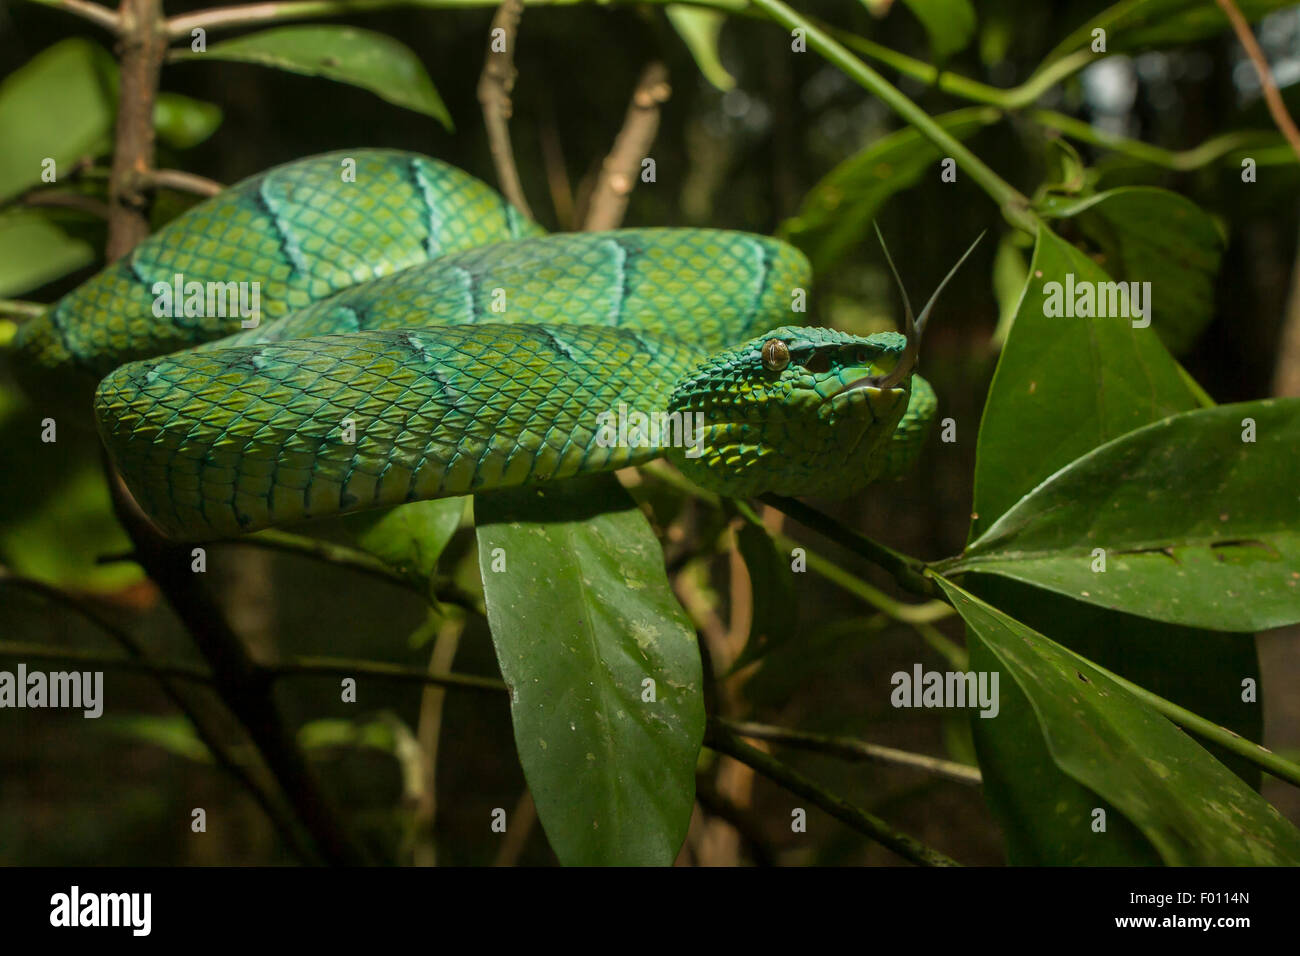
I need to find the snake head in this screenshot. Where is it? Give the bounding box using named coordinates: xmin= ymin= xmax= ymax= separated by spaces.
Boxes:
xmin=665 ymin=326 xmax=916 ymax=499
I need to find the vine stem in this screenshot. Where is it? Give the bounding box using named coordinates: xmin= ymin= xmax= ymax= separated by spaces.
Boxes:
xmin=705 ymin=719 xmax=961 ymax=866
xmin=748 ymin=0 xmax=1037 ymax=233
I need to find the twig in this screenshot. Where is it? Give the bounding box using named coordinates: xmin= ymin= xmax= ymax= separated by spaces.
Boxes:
xmin=723 ymin=719 xmax=982 ymax=786
xmin=0 ymin=571 xmax=319 ymax=863
xmin=24 ymin=0 xmax=120 ymax=33
xmin=582 ymin=61 xmax=670 ymax=231
xmin=492 ymin=789 xmax=536 ymax=866
xmin=264 ymin=654 xmax=506 ymax=694
xmin=206 ymin=530 xmax=483 ymax=614
xmin=692 ymin=781 xmax=776 ymax=866
xmin=705 ymin=719 xmax=960 ymax=866
xmin=18 ymin=190 xmax=112 ymax=219
xmin=759 ymin=493 xmax=935 ymax=597
xmin=161 ymin=0 xmax=752 ymax=43
xmin=145 ymin=168 xmax=225 ymax=197
xmin=477 ymin=0 xmax=534 ymax=220
xmin=105 ymin=472 xmax=370 ymax=864
xmin=105 ymin=0 xmax=167 ymax=261
xmin=1216 ymin=0 xmax=1300 ymax=161
xmin=0 ymin=299 xmax=48 ymax=322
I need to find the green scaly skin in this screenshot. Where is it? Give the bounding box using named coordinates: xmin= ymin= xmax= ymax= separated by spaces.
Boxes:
xmin=13 ymin=150 xmax=936 ymax=541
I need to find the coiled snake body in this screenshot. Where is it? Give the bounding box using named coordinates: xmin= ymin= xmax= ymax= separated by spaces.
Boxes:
xmin=14 ymin=150 xmax=936 ymax=539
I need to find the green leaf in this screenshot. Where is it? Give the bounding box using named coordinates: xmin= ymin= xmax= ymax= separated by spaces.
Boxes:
xmin=950 ymin=399 xmax=1300 ymax=631
xmin=153 ymin=92 xmax=223 ymax=149
xmin=354 ymin=498 xmax=465 ymax=582
xmin=99 ymin=715 xmax=213 ymax=763
xmin=1040 ymin=187 xmax=1224 ymax=354
xmin=779 ymin=107 xmax=998 ymax=272
xmin=176 ymin=27 xmax=452 ymax=129
xmin=475 ymin=476 xmax=704 ymax=866
xmin=1041 ymin=0 xmax=1296 ymax=66
xmin=969 ymin=223 xmax=1198 ymax=538
xmin=0 ymin=209 xmax=95 ymax=298
xmin=937 ymin=575 xmax=1300 ymax=866
xmin=0 ymin=38 xmax=115 ymax=204
xmin=666 ymin=6 xmax=735 ymax=91
xmin=968 ymin=575 xmax=1262 ymax=790
xmin=731 ymin=519 xmax=798 ymax=669
xmin=0 ymin=382 xmax=141 ymax=593
xmin=898 ymin=0 xmax=977 ymax=60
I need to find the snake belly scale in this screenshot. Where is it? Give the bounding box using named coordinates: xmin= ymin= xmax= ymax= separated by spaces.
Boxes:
xmin=13 ymin=149 xmax=936 ymax=540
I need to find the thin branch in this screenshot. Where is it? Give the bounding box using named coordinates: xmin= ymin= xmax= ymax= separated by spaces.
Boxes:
xmin=265 ymin=655 xmax=507 ymax=694
xmin=583 ymin=61 xmax=670 ymax=231
xmin=491 ymin=789 xmax=536 ymax=866
xmin=477 ymin=0 xmax=534 ymax=219
xmin=722 ymin=719 xmax=982 ymax=786
xmin=18 ymin=190 xmax=112 ymax=219
xmin=145 ymin=168 xmax=225 ymax=197
xmin=705 ymin=719 xmax=960 ymax=866
xmin=0 ymin=571 xmax=319 ymax=863
xmin=207 ymin=530 xmax=483 ymax=614
xmin=1216 ymin=0 xmax=1300 ymax=161
xmin=24 ymin=0 xmax=120 ymax=33
xmin=0 ymin=299 xmax=48 ymax=322
xmin=162 ymin=0 xmax=751 ymax=43
xmin=759 ymin=493 xmax=935 ymax=597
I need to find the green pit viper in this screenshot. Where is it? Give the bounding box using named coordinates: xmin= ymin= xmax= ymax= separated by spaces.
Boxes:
xmin=13 ymin=149 xmax=973 ymax=541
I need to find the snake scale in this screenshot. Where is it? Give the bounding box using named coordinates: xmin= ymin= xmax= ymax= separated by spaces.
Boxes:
xmin=13 ymin=149 xmax=939 ymax=540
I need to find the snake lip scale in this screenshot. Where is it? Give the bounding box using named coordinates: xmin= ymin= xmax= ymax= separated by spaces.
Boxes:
xmin=12 ymin=149 xmax=961 ymax=540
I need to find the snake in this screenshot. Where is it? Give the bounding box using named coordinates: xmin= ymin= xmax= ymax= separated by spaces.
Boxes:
xmin=12 ymin=149 xmax=958 ymax=541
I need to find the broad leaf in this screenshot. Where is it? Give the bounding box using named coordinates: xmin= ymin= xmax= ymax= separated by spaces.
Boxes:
xmin=176 ymin=27 xmax=452 ymax=129
xmin=937 ymin=575 xmax=1300 ymax=866
xmin=475 ymin=476 xmax=704 ymax=866
xmin=0 ymin=209 xmax=95 ymax=298
xmin=969 ymin=223 xmax=1198 ymax=538
xmin=1040 ymin=187 xmax=1224 ymax=354
xmin=899 ymin=0 xmax=977 ymax=60
xmin=0 ymin=39 xmax=114 ymax=204
xmin=968 ymin=573 xmax=1262 ymax=864
xmin=778 ymin=107 xmax=998 ymax=272
xmin=950 ymin=399 xmax=1300 ymax=631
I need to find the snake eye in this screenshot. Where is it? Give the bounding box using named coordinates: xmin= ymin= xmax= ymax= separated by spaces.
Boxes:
xmin=855 ymin=347 xmax=874 ymax=364
xmin=803 ymin=351 xmax=831 ymax=374
xmin=761 ymin=339 xmax=791 ymax=372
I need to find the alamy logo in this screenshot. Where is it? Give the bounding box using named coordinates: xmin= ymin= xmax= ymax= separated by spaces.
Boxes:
xmin=891 ymin=664 xmax=999 ymax=718
xmin=0 ymin=665 xmax=102 ymax=718
xmin=50 ymin=886 xmax=151 ymax=936
xmin=1042 ymin=272 xmax=1151 ymax=328
xmin=595 ymin=403 xmax=705 ymax=459
xmin=152 ymin=273 xmax=261 ymax=328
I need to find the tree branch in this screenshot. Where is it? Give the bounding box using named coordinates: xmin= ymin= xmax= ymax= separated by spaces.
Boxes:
xmin=1216 ymin=0 xmax=1300 ymax=161
xmin=24 ymin=0 xmax=120 ymax=33
xmin=477 ymin=0 xmax=534 ymax=219
xmin=582 ymin=61 xmax=670 ymax=231
xmin=145 ymin=168 xmax=225 ymax=197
